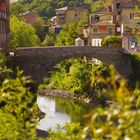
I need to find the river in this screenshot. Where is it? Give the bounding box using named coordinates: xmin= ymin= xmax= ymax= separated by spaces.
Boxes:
xmin=37 ymin=95 xmax=93 ymax=132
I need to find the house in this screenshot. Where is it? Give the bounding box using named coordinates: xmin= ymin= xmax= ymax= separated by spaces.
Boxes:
xmin=82 ymin=0 xmax=140 ymax=52
xmin=49 ymin=16 xmax=62 ymax=34
xmin=75 ymin=38 xmax=84 ymax=46
xmin=83 ymin=7 xmax=116 ymax=46
xmin=55 ymin=6 xmax=88 ymax=25
xmin=50 ymin=6 xmax=88 ymax=35
xmin=120 ymin=0 xmax=140 ymax=51
xmin=0 ymin=0 xmax=9 ymax=55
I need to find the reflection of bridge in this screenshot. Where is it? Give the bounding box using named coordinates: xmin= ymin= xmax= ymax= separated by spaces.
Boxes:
xmin=11 ymin=46 xmax=133 ymax=83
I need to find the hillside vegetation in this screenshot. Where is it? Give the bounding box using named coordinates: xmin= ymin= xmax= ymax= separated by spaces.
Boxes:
xmin=10 ymin=0 xmax=109 ymax=19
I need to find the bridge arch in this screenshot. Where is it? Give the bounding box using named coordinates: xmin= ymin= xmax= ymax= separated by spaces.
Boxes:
xmin=12 ymin=46 xmax=133 ymax=83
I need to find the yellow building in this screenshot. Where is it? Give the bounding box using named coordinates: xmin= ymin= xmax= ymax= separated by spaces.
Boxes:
xmin=55 ymin=6 xmax=88 ymax=25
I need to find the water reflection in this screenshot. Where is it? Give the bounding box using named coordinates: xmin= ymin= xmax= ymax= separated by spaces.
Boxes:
xmin=37 ymin=96 xmax=71 ymax=131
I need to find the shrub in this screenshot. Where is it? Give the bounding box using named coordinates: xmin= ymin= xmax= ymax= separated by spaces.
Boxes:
xmin=101 ymin=36 xmax=122 ymax=47
xmin=0 ymin=54 xmax=39 ymax=139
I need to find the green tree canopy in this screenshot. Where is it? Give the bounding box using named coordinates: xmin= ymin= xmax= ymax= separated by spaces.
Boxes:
xmin=30 ymin=16 xmax=45 ymax=41
xmin=55 ymin=23 xmax=80 ymax=46
xmin=11 ymin=0 xmax=89 ymax=18
xmin=10 ymin=16 xmax=40 ymax=48
xmin=41 ymin=34 xmax=55 ymax=46
xmin=0 ymin=55 xmax=39 ymax=139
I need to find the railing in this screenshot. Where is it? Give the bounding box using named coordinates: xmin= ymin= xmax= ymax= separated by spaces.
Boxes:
xmin=92 ymin=32 xmax=115 ymax=37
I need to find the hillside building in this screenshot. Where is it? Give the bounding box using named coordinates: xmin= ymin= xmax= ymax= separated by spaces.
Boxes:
xmin=82 ymin=0 xmax=140 ymax=51
xmin=50 ymin=6 xmax=88 ymax=34
xmin=120 ymin=0 xmax=140 ymax=51
xmin=83 ymin=9 xmax=116 ymax=46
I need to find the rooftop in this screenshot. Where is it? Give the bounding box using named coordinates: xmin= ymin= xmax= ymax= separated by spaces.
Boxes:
xmin=55 ymin=6 xmax=88 ymax=11
xmin=91 ymin=20 xmax=115 ymax=26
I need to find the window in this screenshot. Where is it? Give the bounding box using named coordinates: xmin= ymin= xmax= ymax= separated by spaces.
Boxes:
xmin=108 ymin=27 xmax=113 ymax=34
xmin=134 ymin=12 xmax=140 ymax=19
xmin=116 ymin=3 xmax=120 ymax=9
xmin=117 ymin=27 xmax=121 ymax=32
xmin=130 ymin=12 xmax=140 ymax=19
xmin=93 ymin=27 xmax=98 ymax=33
xmin=95 ymin=15 xmax=100 ymax=21
xmin=130 ymin=13 xmax=135 ymax=19
xmin=92 ymin=39 xmax=102 ymax=46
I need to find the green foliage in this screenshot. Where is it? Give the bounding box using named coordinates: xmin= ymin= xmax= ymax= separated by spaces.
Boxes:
xmin=47 ymin=123 xmax=82 ymax=140
xmin=81 ymin=67 xmax=140 ymax=140
xmin=11 ymin=0 xmax=89 ymax=18
xmin=40 ymin=58 xmax=107 ymax=99
xmin=101 ymin=36 xmax=122 ymax=47
xmin=55 ymin=23 xmax=80 ymax=46
xmin=40 ymin=58 xmax=92 ymax=97
xmin=82 ymin=103 xmax=140 ymax=140
xmin=41 ymin=32 xmax=55 ymax=46
xmin=46 ymin=67 xmax=140 ymax=140
xmin=0 ymin=54 xmax=39 ymax=139
xmin=10 ymin=16 xmax=40 ymax=48
xmin=10 ymin=2 xmax=28 ymax=16
xmin=90 ymin=0 xmax=105 ymax=12
xmin=78 ymin=16 xmax=89 ymax=26
xmin=31 ymin=17 xmax=45 ymax=41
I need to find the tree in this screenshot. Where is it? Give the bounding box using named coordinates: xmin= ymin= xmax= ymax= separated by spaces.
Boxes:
xmin=29 ymin=16 xmax=45 ymax=41
xmin=0 ymin=55 xmax=39 ymax=139
xmin=101 ymin=36 xmax=122 ymax=47
xmin=90 ymin=0 xmax=105 ymax=13
xmin=45 ymin=67 xmax=140 ymax=140
xmin=41 ymin=36 xmax=55 ymax=46
xmin=55 ymin=23 xmax=79 ymax=46
xmin=41 ymin=32 xmax=55 ymax=46
xmin=10 ymin=16 xmax=40 ymax=48
xmin=10 ymin=2 xmax=28 ymax=16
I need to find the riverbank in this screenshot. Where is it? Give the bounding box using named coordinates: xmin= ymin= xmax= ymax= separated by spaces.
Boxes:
xmin=38 ymin=89 xmax=74 ymax=98
xmin=38 ymin=89 xmax=96 ymax=104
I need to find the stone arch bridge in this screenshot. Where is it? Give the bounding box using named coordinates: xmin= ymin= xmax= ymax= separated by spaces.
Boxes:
xmin=12 ymin=46 xmax=132 ymax=83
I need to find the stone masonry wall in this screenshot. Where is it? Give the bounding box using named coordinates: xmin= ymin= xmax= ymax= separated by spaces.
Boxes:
xmin=11 ymin=46 xmax=132 ymax=84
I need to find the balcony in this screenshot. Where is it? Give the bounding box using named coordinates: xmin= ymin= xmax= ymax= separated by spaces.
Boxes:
xmin=92 ymin=32 xmax=115 ymax=38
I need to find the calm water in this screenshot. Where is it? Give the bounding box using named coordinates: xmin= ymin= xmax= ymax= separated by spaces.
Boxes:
xmin=37 ymin=95 xmax=93 ymax=131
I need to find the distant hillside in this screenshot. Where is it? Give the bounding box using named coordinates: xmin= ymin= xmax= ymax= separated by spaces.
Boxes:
xmin=10 ymin=0 xmax=108 ymax=20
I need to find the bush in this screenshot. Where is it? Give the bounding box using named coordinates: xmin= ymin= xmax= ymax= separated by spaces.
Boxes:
xmin=0 ymin=54 xmax=39 ymax=139
xmin=81 ymin=67 xmax=140 ymax=139
xmin=101 ymin=36 xmax=122 ymax=47
xmin=47 ymin=67 xmax=140 ymax=140
xmin=10 ymin=16 xmax=40 ymax=48
xmin=41 ymin=33 xmax=55 ymax=46
xmin=40 ymin=58 xmax=104 ymax=98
